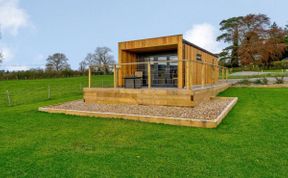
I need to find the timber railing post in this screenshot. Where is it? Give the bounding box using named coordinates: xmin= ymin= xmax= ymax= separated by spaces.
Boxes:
xmin=113 ymin=64 xmax=117 ymax=88
xmin=201 ymin=62 xmax=205 ymax=88
xmin=185 ymin=60 xmax=190 ymax=90
xmin=88 ymin=66 xmax=91 ymax=88
xmin=147 ymin=62 xmax=151 ymax=89
xmin=190 ymin=60 xmax=193 ymax=90
xmin=225 ymin=68 xmax=229 ymax=81
xmin=222 ymin=67 xmax=225 ymax=80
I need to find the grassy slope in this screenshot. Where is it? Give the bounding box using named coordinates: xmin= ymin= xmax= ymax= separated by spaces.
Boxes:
xmin=0 ymin=77 xmax=288 ymax=177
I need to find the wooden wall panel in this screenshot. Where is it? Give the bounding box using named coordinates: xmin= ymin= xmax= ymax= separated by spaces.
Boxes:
xmin=183 ymin=43 xmax=219 ymax=85
xmin=117 ymin=35 xmax=182 ymax=87
xmin=117 ymin=34 xmax=218 ymax=87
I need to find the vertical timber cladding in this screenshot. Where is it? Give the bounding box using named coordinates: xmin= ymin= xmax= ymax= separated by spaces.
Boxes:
xmin=117 ymin=35 xmax=182 ymax=87
xmin=182 ymin=40 xmax=219 ymax=85
xmin=117 ymin=34 xmax=218 ymax=87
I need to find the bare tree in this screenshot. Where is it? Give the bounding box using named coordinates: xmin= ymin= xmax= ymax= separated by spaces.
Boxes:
xmin=79 ymin=47 xmax=115 ymax=74
xmin=45 ymin=53 xmax=71 ymax=71
xmin=94 ymin=47 xmax=115 ymax=74
xmin=79 ymin=61 xmax=86 ymax=73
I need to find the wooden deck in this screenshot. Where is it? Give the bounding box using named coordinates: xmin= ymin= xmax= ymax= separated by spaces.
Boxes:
xmin=83 ymin=82 xmax=231 ymax=107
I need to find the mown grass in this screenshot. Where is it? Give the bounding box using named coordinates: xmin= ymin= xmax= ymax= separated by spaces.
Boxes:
xmin=0 ymin=77 xmax=288 ymax=177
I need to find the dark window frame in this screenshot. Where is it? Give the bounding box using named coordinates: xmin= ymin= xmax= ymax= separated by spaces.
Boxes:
xmin=196 ymin=54 xmax=202 ymax=61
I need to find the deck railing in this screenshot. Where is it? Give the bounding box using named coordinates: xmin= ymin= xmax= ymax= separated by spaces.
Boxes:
xmin=87 ymin=60 xmax=229 ymax=90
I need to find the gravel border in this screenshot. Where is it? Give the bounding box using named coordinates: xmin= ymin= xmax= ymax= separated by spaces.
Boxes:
xmin=44 ymin=97 xmax=236 ymax=121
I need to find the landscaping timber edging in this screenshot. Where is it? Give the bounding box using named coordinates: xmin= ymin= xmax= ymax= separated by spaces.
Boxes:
xmin=38 ymin=97 xmax=238 ymax=128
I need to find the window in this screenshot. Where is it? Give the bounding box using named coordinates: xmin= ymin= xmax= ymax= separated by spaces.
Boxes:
xmin=196 ymin=54 xmax=202 ymax=61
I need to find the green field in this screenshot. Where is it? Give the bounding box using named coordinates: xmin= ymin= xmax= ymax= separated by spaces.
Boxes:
xmin=0 ymin=77 xmax=288 ymax=177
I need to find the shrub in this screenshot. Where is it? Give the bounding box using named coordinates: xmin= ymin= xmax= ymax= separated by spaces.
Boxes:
xmin=261 ymin=77 xmax=268 ymax=85
xmin=274 ymin=76 xmax=284 ymax=84
xmin=253 ymin=79 xmax=262 ymax=85
xmin=237 ymin=79 xmax=252 ymax=85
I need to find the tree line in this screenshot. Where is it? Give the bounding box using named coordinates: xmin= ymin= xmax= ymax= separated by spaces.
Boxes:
xmin=217 ymin=13 xmax=288 ymax=68
xmin=0 ymin=47 xmax=115 ymax=80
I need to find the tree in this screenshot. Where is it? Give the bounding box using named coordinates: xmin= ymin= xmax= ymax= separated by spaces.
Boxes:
xmin=79 ymin=47 xmax=115 ymax=74
xmin=45 ymin=53 xmax=71 ymax=71
xmin=260 ymin=23 xmax=287 ymax=66
xmin=237 ymin=14 xmax=271 ymax=66
xmin=79 ymin=61 xmax=86 ymax=73
xmin=217 ymin=16 xmax=243 ymax=67
xmin=93 ymin=47 xmax=115 ymax=74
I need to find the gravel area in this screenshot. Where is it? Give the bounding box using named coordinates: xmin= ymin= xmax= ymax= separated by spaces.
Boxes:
xmin=47 ymin=97 xmax=235 ymax=121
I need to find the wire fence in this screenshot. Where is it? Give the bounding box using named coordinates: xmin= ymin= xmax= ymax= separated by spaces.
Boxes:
xmin=0 ymin=82 xmax=85 ymax=107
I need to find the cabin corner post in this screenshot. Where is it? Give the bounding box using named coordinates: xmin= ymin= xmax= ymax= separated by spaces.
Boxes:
xmin=177 ymin=38 xmax=184 ymax=89
xmin=88 ymin=66 xmax=91 ymax=88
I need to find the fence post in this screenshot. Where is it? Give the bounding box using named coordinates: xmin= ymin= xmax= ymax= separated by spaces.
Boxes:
xmin=113 ymin=64 xmax=117 ymax=88
xmin=48 ymin=85 xmax=51 ymax=99
xmin=225 ymin=68 xmax=229 ymax=81
xmin=88 ymin=66 xmax=91 ymax=88
xmin=222 ymin=68 xmax=225 ymax=80
xmin=6 ymin=90 xmax=11 ymax=106
xmin=147 ymin=62 xmax=151 ymax=89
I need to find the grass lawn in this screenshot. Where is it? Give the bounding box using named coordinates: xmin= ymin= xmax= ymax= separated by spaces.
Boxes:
xmin=0 ymin=77 xmax=288 ymax=177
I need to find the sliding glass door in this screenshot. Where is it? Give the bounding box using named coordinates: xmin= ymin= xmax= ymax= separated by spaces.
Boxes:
xmin=137 ymin=52 xmax=178 ymax=87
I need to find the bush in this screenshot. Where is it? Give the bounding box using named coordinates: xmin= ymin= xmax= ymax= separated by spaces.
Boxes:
xmin=274 ymin=76 xmax=285 ymax=84
xmin=261 ymin=77 xmax=268 ymax=85
xmin=237 ymin=79 xmax=252 ymax=85
xmin=0 ymin=69 xmax=87 ymax=80
xmin=253 ymin=79 xmax=262 ymax=85
xmin=252 ymin=77 xmax=268 ymax=85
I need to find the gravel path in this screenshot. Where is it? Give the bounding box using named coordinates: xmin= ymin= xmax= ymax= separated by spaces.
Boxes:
xmin=48 ymin=97 xmax=235 ymax=121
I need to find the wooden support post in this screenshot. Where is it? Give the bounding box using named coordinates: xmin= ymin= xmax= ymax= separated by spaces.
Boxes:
xmin=211 ymin=65 xmax=214 ymax=84
xmin=190 ymin=60 xmax=193 ymax=90
xmin=222 ymin=68 xmax=225 ymax=80
xmin=201 ymin=62 xmax=205 ymax=87
xmin=226 ymin=68 xmax=229 ymax=80
xmin=147 ymin=62 xmax=151 ymax=89
xmin=113 ymin=64 xmax=117 ymax=88
xmin=88 ymin=67 xmax=91 ymax=88
xmin=185 ymin=60 xmax=190 ymax=90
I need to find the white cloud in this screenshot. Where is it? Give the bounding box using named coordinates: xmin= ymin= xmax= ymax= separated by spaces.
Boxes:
xmin=184 ymin=23 xmax=221 ymax=53
xmin=1 ymin=47 xmax=13 ymax=61
xmin=0 ymin=0 xmax=30 ymax=35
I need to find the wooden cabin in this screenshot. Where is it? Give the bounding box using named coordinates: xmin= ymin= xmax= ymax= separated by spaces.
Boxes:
xmin=84 ymin=34 xmax=229 ymax=107
xmin=117 ymin=34 xmax=219 ymax=89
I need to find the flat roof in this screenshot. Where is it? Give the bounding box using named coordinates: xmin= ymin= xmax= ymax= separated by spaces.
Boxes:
xmin=118 ymin=34 xmax=182 ymax=44
xmin=119 ymin=34 xmax=218 ymax=58
xmin=182 ymin=39 xmax=218 ymax=58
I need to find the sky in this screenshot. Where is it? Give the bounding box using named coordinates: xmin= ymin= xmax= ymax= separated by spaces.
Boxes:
xmin=0 ymin=0 xmax=287 ymax=71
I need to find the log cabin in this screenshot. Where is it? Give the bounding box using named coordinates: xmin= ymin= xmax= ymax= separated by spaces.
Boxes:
xmin=84 ymin=34 xmax=229 ymax=107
